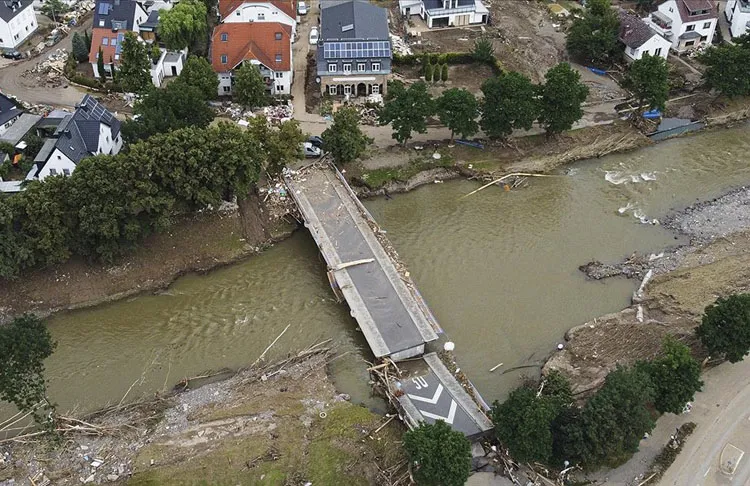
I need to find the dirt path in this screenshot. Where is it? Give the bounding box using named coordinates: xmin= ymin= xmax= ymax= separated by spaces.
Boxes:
xmin=0 ymin=16 xmax=92 ymax=108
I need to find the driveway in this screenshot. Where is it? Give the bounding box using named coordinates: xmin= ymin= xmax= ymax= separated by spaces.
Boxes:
xmin=0 ymin=16 xmax=91 ymax=108
xmin=291 ymin=1 xmax=319 ymax=123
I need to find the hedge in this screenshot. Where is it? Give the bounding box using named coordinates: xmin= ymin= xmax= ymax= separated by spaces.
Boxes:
xmin=393 ymin=52 xmax=502 ymax=74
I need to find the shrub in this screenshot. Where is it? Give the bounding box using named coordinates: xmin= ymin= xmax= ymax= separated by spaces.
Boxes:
xmin=697 ymin=293 xmax=750 ymax=362
xmin=441 ymin=64 xmax=449 ymax=82
xmin=403 ymin=420 xmax=471 ymax=486
xmin=424 ymin=63 xmax=434 ymax=82
xmin=471 ymin=36 xmax=495 ymax=63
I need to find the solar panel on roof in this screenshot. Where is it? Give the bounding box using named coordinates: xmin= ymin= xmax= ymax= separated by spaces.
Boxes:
xmin=322 ymin=41 xmax=391 ymax=59
xmin=98 ymin=2 xmax=110 ymax=15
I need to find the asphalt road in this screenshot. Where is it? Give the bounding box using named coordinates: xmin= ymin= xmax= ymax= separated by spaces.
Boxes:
xmin=0 ymin=15 xmax=91 ymax=108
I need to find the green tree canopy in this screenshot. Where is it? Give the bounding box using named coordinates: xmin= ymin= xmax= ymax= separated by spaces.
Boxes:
xmin=322 ymin=106 xmax=372 ymax=164
xmin=175 ymin=56 xmax=218 ymax=100
xmin=566 ymin=0 xmax=621 ymax=66
xmin=698 ymin=42 xmax=750 ymax=97
xmin=71 ymin=32 xmax=88 ymax=63
xmin=158 ymin=0 xmax=208 ymax=50
xmin=40 ymin=0 xmax=68 ymax=21
xmin=122 ymin=82 xmax=214 ymax=142
xmin=538 ymin=63 xmax=589 ymax=136
xmin=378 ymin=80 xmax=435 ymax=145
xmin=625 ymin=53 xmax=670 ymax=111
xmin=639 ymin=337 xmax=703 ymax=414
xmin=471 ymin=36 xmax=495 ymax=63
xmin=0 ymin=314 xmax=56 ymax=413
xmin=247 ymin=116 xmax=305 ymax=175
xmin=118 ymin=32 xmax=152 ymax=94
xmin=233 ymin=62 xmax=268 ymax=108
xmin=491 ymin=387 xmax=558 ymax=463
xmin=697 ymin=294 xmax=750 ymax=362
xmin=403 ymin=420 xmax=471 ymax=486
xmin=97 ymin=46 xmax=105 ymax=79
xmin=480 ymin=72 xmax=539 ymax=139
xmin=436 ymin=88 xmax=479 ymax=141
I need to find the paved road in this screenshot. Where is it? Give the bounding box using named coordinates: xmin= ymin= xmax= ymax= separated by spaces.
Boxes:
xmin=0 ymin=16 xmax=91 ymax=108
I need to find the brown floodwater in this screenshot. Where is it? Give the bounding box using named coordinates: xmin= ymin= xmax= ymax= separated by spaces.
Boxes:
xmin=4 ymin=124 xmax=750 ymax=421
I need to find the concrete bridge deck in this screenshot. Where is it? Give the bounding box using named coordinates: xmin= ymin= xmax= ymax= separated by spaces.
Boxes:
xmin=285 ymin=162 xmax=492 ymax=438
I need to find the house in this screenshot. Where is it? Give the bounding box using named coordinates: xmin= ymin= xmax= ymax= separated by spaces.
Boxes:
xmin=619 ymin=11 xmax=671 ymax=61
xmin=28 ymin=95 xmax=122 ymax=181
xmin=0 ymin=0 xmax=37 ymax=50
xmin=318 ymin=0 xmax=392 ymax=97
xmin=88 ymin=0 xmax=185 ymax=86
xmin=210 ymin=22 xmax=293 ymax=97
xmin=0 ymin=93 xmax=22 ymax=136
xmin=724 ymin=0 xmax=750 ymax=37
xmin=218 ymin=0 xmax=296 ymax=34
xmin=398 ymin=0 xmax=488 ymax=28
xmin=646 ymin=0 xmax=717 ymax=53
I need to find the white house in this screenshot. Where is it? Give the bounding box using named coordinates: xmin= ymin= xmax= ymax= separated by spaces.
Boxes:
xmin=724 ymin=0 xmax=750 ymax=37
xmin=0 ymin=93 xmax=22 ymax=136
xmin=148 ymin=47 xmax=186 ymax=86
xmin=619 ymin=11 xmax=671 ymax=61
xmin=398 ymin=0 xmax=488 ymax=28
xmin=647 ymin=0 xmax=717 ymax=53
xmin=211 ymin=22 xmax=293 ymax=97
xmin=0 ymin=0 xmax=37 ymax=50
xmin=29 ymin=95 xmax=122 ymax=181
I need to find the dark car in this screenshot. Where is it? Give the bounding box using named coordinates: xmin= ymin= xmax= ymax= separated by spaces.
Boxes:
xmin=2 ymin=50 xmax=22 ymax=60
xmin=308 ymin=135 xmax=324 ymax=149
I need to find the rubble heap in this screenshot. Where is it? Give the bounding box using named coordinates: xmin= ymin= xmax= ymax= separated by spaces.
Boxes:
xmin=22 ymin=48 xmax=69 ymax=89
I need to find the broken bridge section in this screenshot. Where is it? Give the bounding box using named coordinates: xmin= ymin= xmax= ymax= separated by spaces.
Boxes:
xmin=285 ymin=163 xmax=439 ymax=360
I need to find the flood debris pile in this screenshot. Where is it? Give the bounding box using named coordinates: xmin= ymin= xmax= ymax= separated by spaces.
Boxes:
xmin=220 ymin=102 xmax=293 ymax=125
xmin=23 ymin=49 xmax=69 ymax=89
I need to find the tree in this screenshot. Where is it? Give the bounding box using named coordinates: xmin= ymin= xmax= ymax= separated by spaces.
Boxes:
xmin=159 ymin=0 xmax=208 ymax=50
xmin=640 ymin=337 xmax=703 ymax=414
xmin=247 ymin=116 xmax=305 ymax=175
xmin=175 ymin=56 xmax=218 ymax=100
xmin=118 ymin=32 xmax=152 ymax=94
xmin=624 ymin=53 xmax=670 ymax=111
xmin=471 ymin=36 xmax=495 ymax=63
xmin=697 ymin=293 xmax=750 ymax=362
xmin=322 ymin=106 xmax=372 ymax=164
xmin=566 ymin=0 xmax=621 ymax=66
xmin=40 ymin=0 xmax=68 ymax=21
xmin=491 ymin=387 xmax=558 ymax=463
xmin=698 ymin=43 xmax=750 ymax=97
xmin=538 ymin=63 xmax=589 ymax=136
xmin=578 ymin=366 xmax=655 ymax=466
xmin=0 ymin=198 xmax=33 ymax=279
xmin=21 ymin=133 xmax=45 ymax=160
xmin=121 ymin=82 xmax=214 ymax=142
xmin=436 ymin=88 xmax=478 ymax=141
xmin=480 ymin=72 xmax=539 ymax=139
xmin=378 ymin=80 xmax=435 ymax=145
xmin=636 ymin=0 xmax=657 ymax=11
xmin=71 ymin=32 xmax=88 ymax=63
xmin=403 ymin=420 xmax=471 ymax=486
xmin=233 ymin=62 xmax=268 ymax=108
xmin=0 ymin=314 xmax=56 ymax=414
xmin=84 ymin=30 xmax=91 ymax=52
xmin=424 ymin=63 xmax=434 ymax=83
xmin=97 ymin=46 xmax=105 ymax=80
xmin=440 ymin=64 xmax=448 ymax=82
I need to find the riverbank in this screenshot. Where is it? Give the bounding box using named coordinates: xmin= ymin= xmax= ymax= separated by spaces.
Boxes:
xmin=545 ymin=185 xmax=750 ymax=395
xmin=0 ymin=348 xmax=407 ymax=485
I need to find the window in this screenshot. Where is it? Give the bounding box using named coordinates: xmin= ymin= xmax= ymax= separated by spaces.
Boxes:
xmin=685 ymin=40 xmax=695 ymax=46
xmin=372 ymin=62 xmax=380 ymax=71
xmin=275 ymin=54 xmax=282 ymax=62
xmin=258 ymin=13 xmax=265 ymax=19
xmin=328 ymin=85 xmax=337 ymax=95
xmin=221 ymin=33 xmax=228 ymax=41
xmin=275 ymin=72 xmax=283 ymax=78
xmin=344 ymin=85 xmax=351 ymax=95
xmin=102 ymin=37 xmax=109 ymax=45
xmin=277 ymin=85 xmax=283 ymax=91
xmin=114 ymin=54 xmax=119 ymax=60
xmin=111 ymin=38 xmax=117 ymax=46
xmin=106 ymin=135 xmax=110 ymax=142
xmin=275 ymin=32 xmax=282 ymax=40
xmin=49 ymin=168 xmax=57 ymax=175
xmin=328 ymin=63 xmax=337 ymax=72
xmin=357 ymin=62 xmax=366 ymax=71
xmin=343 ymin=63 xmax=351 ymax=73
xmin=223 ymin=86 xmax=231 ymax=92
xmin=371 ymin=84 xmax=379 ymax=94
xmin=700 ymin=35 xmax=708 ymax=42
xmin=703 ymin=21 xmax=711 ymax=29
xmin=221 ymin=54 xmax=228 ymax=64
xmin=668 ymin=6 xmax=673 ymax=12
xmin=236 ymin=10 xmax=240 ymax=15
xmin=56 ymin=155 xmax=61 ymax=160
xmin=99 ymin=20 xmax=105 ymax=27
xmin=654 ymin=47 xmax=662 ymax=56
xmin=686 ymin=24 xmax=695 ymax=31
xmin=63 ymin=168 xmax=70 ymax=176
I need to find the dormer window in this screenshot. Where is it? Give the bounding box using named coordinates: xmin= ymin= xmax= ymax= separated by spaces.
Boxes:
xmin=275 ymin=32 xmax=282 ymax=40
xmin=275 ymin=54 xmax=282 ymax=62
xmin=221 ymin=33 xmax=228 ymax=41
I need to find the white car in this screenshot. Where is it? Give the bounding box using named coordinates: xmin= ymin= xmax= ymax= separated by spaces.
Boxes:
xmin=297 ymin=1 xmax=308 ymax=15
xmin=309 ymin=27 xmax=319 ymax=45
xmin=302 ymin=142 xmax=322 ymax=158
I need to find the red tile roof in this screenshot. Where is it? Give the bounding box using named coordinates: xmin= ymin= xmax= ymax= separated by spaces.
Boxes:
xmin=88 ymin=28 xmax=120 ymax=65
xmin=211 ymin=22 xmax=292 ymax=73
xmin=218 ymin=0 xmax=295 ymax=20
xmin=676 ymin=0 xmax=717 ymax=23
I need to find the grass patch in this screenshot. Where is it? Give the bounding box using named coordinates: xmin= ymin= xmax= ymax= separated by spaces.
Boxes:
xmin=360 ymin=152 xmax=454 ymax=189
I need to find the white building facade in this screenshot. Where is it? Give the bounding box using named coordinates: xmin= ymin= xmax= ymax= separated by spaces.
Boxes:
xmin=724 ymin=0 xmax=750 ymax=37
xmin=647 ymin=0 xmax=717 ymax=53
xmin=0 ymin=0 xmax=37 ymax=49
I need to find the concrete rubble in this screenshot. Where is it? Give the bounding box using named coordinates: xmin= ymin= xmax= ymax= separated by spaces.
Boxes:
xmin=389 ymin=33 xmax=412 ymax=55
xmin=220 ymin=102 xmax=293 ymax=125
xmin=22 ymin=49 xmax=70 ymax=89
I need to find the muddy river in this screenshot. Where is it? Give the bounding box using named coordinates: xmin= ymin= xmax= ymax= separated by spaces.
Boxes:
xmin=5 ymin=125 xmax=750 ymax=420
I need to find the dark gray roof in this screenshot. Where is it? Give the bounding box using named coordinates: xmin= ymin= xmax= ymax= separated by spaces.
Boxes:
xmin=94 ymin=0 xmax=144 ymax=30
xmin=164 ymin=51 xmax=182 ymax=63
xmin=423 ymin=0 xmax=473 ymax=10
xmin=0 ymin=0 xmax=32 ymax=24
xmin=321 ymin=0 xmax=388 ymax=40
xmin=619 ymin=11 xmax=658 ymax=49
xmin=0 ymin=113 xmax=41 ymax=145
xmin=0 ymin=93 xmax=21 ymax=127
xmin=140 ymin=10 xmax=159 ymax=30
xmin=50 ymin=94 xmax=120 ymax=165
xmin=679 ymin=30 xmax=702 ymax=39
xmin=34 ymin=138 xmax=56 ymax=164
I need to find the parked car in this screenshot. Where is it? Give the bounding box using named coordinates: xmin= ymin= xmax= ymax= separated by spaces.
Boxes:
xmin=309 ymin=27 xmax=319 ymax=45
xmin=297 ymin=1 xmax=307 ymax=14
xmin=2 ymin=50 xmax=22 ymax=60
xmin=302 ymin=142 xmax=321 ymax=158
xmin=308 ymin=135 xmax=324 ymax=149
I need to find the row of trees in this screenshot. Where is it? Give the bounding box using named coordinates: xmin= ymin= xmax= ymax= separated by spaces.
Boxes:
xmin=379 ymin=63 xmax=589 ymax=144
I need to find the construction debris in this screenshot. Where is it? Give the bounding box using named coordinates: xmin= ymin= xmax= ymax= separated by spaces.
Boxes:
xmin=389 ymin=33 xmax=412 ymax=56
xmin=22 ymin=48 xmax=69 ymax=88
xmin=220 ymin=102 xmax=293 ymax=124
